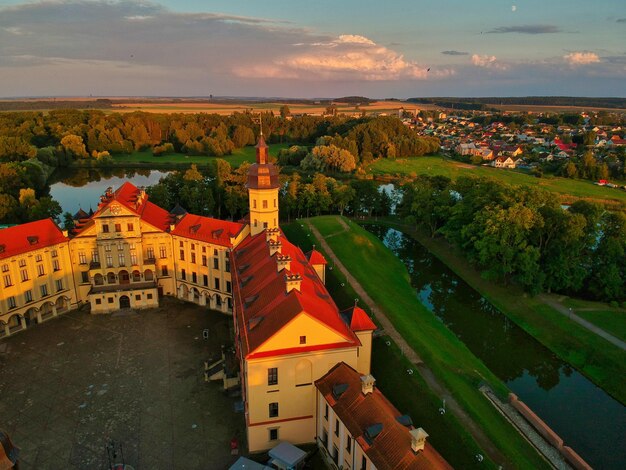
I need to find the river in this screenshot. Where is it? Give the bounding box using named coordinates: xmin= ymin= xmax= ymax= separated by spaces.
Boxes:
xmin=364 ymin=224 xmax=625 ymax=469
xmin=48 ymin=167 xmax=172 ymax=215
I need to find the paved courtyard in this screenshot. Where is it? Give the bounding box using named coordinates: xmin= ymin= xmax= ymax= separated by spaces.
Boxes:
xmin=0 ymin=297 xmax=245 ymax=470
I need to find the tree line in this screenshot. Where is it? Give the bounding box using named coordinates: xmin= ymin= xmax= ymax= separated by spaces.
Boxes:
xmin=398 ymin=175 xmax=625 ymax=303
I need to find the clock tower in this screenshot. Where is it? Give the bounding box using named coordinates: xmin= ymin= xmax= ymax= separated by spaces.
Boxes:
xmin=247 ymin=132 xmax=280 ymax=236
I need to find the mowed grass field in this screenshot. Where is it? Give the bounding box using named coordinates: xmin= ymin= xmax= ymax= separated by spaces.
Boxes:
xmin=562 ymin=298 xmax=626 ymax=342
xmin=110 ymin=143 xmax=289 ymax=167
xmin=369 ymin=156 xmax=626 ymax=205
xmin=299 ymin=215 xmax=549 ymax=469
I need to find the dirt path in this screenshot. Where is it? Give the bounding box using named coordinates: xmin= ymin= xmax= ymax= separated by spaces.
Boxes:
xmin=539 ymin=295 xmax=626 ymax=351
xmin=306 ymin=219 xmax=510 ymax=466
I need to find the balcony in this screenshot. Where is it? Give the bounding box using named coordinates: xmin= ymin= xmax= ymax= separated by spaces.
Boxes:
xmin=90 ymin=280 xmax=157 ymax=295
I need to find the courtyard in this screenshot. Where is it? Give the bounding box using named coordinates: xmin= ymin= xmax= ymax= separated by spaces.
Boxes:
xmin=0 ymin=297 xmax=244 ymax=470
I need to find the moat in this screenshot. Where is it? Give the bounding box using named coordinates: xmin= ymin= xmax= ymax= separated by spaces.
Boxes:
xmin=364 ymin=224 xmax=625 ymax=470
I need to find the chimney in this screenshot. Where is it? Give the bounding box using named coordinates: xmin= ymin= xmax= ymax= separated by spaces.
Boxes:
xmin=410 ymin=428 xmax=428 ymax=453
xmin=268 ymin=239 xmax=282 ymax=256
xmin=360 ymin=374 xmax=375 ymax=395
xmin=276 ymin=254 xmax=291 ymax=272
xmin=285 ymin=273 xmax=302 ymax=293
xmin=265 ymin=227 xmax=280 ymax=242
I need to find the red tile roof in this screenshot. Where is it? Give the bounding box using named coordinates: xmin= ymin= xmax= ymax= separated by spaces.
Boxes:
xmin=232 ymin=230 xmax=359 ymax=359
xmin=316 ymin=363 xmax=452 ymax=470
xmin=0 ymin=218 xmax=67 ymax=260
xmin=171 ymin=213 xmax=245 ymax=247
xmin=308 ymin=249 xmax=327 ymax=265
xmin=342 ymin=306 xmax=377 ymax=332
xmin=72 ymin=182 xmax=173 ymax=235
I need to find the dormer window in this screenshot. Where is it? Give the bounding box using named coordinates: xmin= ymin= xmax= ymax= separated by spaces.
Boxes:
xmin=27 ymin=236 xmax=38 ymax=245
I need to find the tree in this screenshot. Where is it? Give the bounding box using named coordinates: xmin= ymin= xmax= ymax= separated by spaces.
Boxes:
xmin=19 ymin=188 xmax=37 ymax=208
xmin=62 ymin=212 xmax=75 ymax=231
xmin=280 ymin=105 xmax=291 ymax=119
xmin=0 ymin=193 xmax=18 ymax=222
xmin=0 ymin=136 xmax=37 ymax=162
xmin=29 ymin=197 xmax=62 ymax=223
xmin=184 ymin=164 xmax=203 ymax=182
xmin=301 ymin=145 xmax=356 ymax=173
xmin=60 ymin=134 xmax=88 ymax=159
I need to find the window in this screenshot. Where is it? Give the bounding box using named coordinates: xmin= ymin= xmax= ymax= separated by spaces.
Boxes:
xmin=106 ymin=254 xmax=113 ymax=268
xmin=53 ymin=259 xmax=61 ymax=271
xmin=161 ymin=266 xmax=169 ymax=276
xmin=269 ymin=402 xmax=279 ymax=418
xmin=346 ymin=436 xmax=352 ymax=453
xmin=78 ymin=252 xmax=87 ymax=264
xmin=35 ymin=254 xmax=42 ymax=262
xmin=147 ymin=247 xmax=155 ymax=259
xmin=213 ymin=249 xmax=218 ymax=256
xmin=192 ymin=272 xmax=197 ymax=283
xmin=25 ymin=290 xmax=33 ymax=303
xmin=202 ymin=246 xmax=206 ymax=253
xmin=179 ymin=241 xmax=184 ymax=248
xmin=102 ymin=224 xmax=110 ymax=233
xmin=332 ymin=446 xmax=339 ymax=465
xmin=274 ymin=198 xmax=277 ymax=208
xmin=108 ymin=297 xmax=114 ymax=304
xmin=202 ymin=255 xmax=207 ymax=266
xmin=118 ymin=253 xmax=125 ymax=266
xmin=3 ymin=274 xmax=12 ymax=287
xmin=56 ymin=279 xmax=63 ymax=291
xmin=254 ymin=219 xmax=258 ymax=227
xmin=37 ymin=264 xmax=45 ymax=276
xmin=253 ymin=199 xmax=257 ymax=209
xmin=105 ymin=244 xmax=112 ymax=252
xmin=20 ymin=269 xmax=29 ymax=282
xmin=1 ymin=264 xmax=8 ymax=272
xmin=191 ymin=243 xmax=195 ymax=251
xmin=130 ymin=252 xmax=138 ymax=265
xmin=335 ymin=419 xmax=339 ymax=436
xmin=214 ymin=278 xmax=220 ymax=290
xmin=115 ymin=223 xmax=122 ymax=232
xmin=226 ymin=281 xmax=231 ymax=293
xmin=181 ymin=269 xmax=186 ymax=280
xmin=159 ymin=245 xmax=167 ymax=258
xmin=267 ymin=367 xmax=278 ymax=386
xmin=361 ymin=456 xmax=367 ymax=470
xmin=40 ymin=284 xmax=49 ymax=297
xmin=263 ymin=222 xmax=268 ymax=229
xmin=262 ymin=200 xmax=268 ymax=209
xmin=225 ymin=259 xmax=230 ymax=272
xmin=147 ymin=293 xmax=153 ymax=300
xmin=179 ymin=250 xmax=185 ymax=261
xmin=81 ymin=271 xmax=89 ymax=283
xmin=324 ymin=404 xmax=329 ymax=420
xmin=135 ymin=294 xmax=141 ymax=301
xmin=191 ymin=253 xmax=196 ymax=264
xmin=300 ymin=335 xmax=306 ymax=345
xmin=127 ymin=223 xmax=134 ymax=232
xmin=8 ymin=296 xmax=16 ymax=309
xmin=269 ymin=428 xmax=278 ymax=441
xmin=203 ymin=275 xmax=208 ymax=287
xmin=51 ymin=250 xmax=58 ymax=258
xmin=213 ymin=258 xmax=219 ymax=269
xmin=18 ymin=259 xmax=26 ymax=267
xmin=95 ymin=298 xmax=102 ymax=305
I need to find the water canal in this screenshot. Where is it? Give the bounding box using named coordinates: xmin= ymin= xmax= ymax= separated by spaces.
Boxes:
xmin=363 ymin=224 xmax=625 ymax=469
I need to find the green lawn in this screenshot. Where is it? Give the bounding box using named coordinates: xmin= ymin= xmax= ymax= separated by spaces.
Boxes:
xmin=291 ymin=216 xmax=549 ymax=469
xmin=369 ymin=156 xmax=626 ymax=205
xmin=559 ymin=298 xmax=626 ymax=342
xmin=109 ymin=143 xmax=289 ymax=168
xmin=282 ymin=221 xmax=499 ymax=468
xmin=372 ymin=218 xmax=626 ymax=404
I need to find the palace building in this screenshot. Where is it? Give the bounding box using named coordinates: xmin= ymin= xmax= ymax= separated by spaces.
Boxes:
xmin=0 ymin=134 xmax=449 ymax=468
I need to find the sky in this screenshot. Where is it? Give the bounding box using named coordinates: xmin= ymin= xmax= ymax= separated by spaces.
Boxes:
xmin=0 ymin=0 xmax=625 ymax=98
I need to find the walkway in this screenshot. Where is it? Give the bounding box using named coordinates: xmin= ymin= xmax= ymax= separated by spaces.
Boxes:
xmin=539 ymin=294 xmax=626 ymax=351
xmin=306 ymin=219 xmax=510 ymax=466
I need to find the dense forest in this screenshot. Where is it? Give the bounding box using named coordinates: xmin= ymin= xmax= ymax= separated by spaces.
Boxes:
xmin=408 ymin=96 xmax=626 ymax=110
xmin=398 ymin=175 xmax=626 ymax=303
xmin=0 ymin=111 xmax=438 ymax=224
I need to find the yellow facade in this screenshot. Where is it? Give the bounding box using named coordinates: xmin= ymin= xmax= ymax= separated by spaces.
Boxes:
xmin=0 ymin=240 xmax=76 ymax=337
xmin=249 ymin=187 xmax=279 ymax=236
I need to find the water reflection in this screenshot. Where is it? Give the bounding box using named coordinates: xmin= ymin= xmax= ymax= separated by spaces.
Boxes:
xmin=366 ymin=224 xmax=626 ymax=469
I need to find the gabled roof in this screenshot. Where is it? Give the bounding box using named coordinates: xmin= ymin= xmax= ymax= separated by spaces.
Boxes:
xmin=308 ymin=249 xmax=327 ymax=265
xmin=341 ymin=306 xmax=377 ymax=332
xmin=232 ymin=230 xmax=359 ymax=359
xmin=171 ymin=213 xmax=245 ymax=247
xmin=72 ymin=182 xmax=173 ymax=235
xmin=0 ymin=218 xmax=67 ymax=260
xmin=316 ymin=363 xmax=451 ymax=470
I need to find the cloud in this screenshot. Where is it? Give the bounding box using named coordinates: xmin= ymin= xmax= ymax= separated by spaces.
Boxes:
xmin=616 ymin=18 xmax=626 ymax=23
xmin=487 ymin=25 xmax=561 ymax=34
xmin=471 ymin=54 xmax=508 ymax=70
xmin=563 ymin=51 xmax=600 ymax=65
xmin=441 ymin=50 xmax=469 ymax=56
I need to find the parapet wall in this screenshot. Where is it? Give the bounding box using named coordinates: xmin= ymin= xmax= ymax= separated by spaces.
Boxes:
xmin=509 ymin=393 xmax=592 ymax=470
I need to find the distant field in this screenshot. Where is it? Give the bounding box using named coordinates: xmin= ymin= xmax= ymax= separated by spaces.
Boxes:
xmin=369 ymin=156 xmax=626 ymax=205
xmin=110 ymin=143 xmax=289 ymax=167
xmin=491 ymin=104 xmax=626 ymax=113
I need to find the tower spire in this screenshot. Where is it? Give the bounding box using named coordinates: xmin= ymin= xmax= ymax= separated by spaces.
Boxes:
xmin=259 ymin=113 xmax=263 ymax=137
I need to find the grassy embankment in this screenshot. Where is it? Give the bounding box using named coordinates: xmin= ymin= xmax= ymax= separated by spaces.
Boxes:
xmin=71 ymin=143 xmax=290 ymax=169
xmin=283 ymin=216 xmax=550 ymax=469
xmin=370 ymin=217 xmax=626 ymax=405
xmin=368 ymin=155 xmax=626 ymax=206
